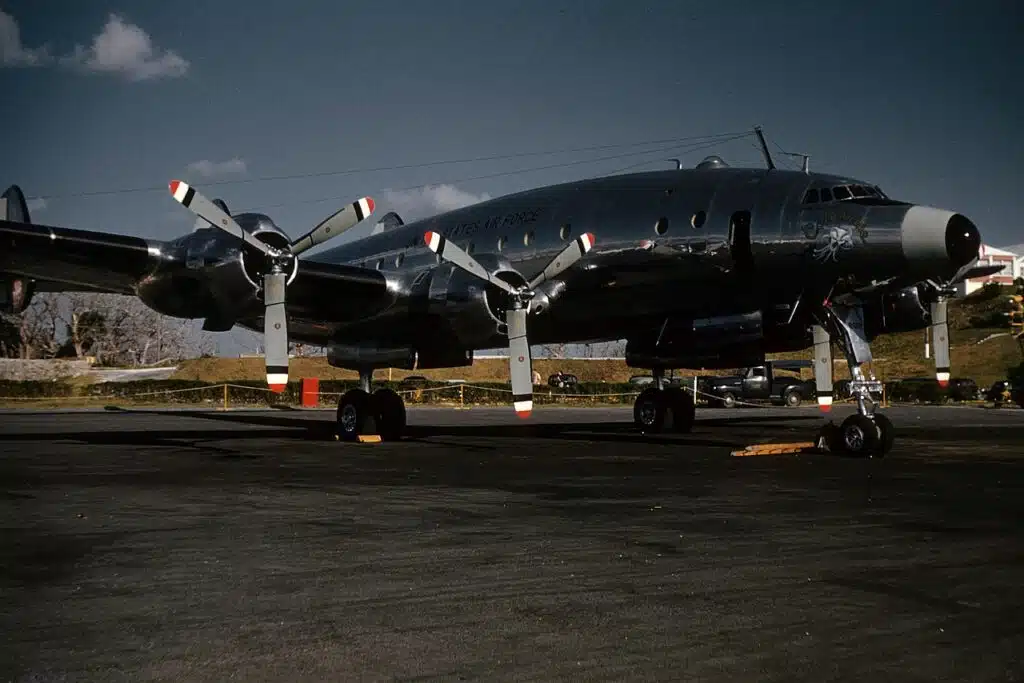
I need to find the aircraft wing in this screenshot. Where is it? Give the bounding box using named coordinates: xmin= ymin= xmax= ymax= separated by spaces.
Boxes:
xmin=1 ymin=218 xmax=395 ymax=322
xmin=0 ymin=218 xmax=159 ymax=295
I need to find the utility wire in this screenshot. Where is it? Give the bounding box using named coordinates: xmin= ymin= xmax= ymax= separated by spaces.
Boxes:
xmin=243 ymin=132 xmax=755 ymax=213
xmin=27 ymin=130 xmax=748 ymax=201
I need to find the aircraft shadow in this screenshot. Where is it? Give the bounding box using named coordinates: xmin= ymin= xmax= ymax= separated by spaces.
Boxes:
xmin=0 ymin=408 xmax=822 ymax=449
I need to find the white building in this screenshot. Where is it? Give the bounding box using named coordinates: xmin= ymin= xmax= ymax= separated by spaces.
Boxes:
xmin=956 ymin=243 xmax=1023 ymax=295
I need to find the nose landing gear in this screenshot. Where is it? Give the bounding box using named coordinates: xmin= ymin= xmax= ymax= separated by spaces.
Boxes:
xmin=813 ymin=300 xmax=895 ymax=458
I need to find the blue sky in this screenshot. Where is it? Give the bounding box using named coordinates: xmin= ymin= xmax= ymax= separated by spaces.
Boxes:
xmin=2 ymin=0 xmax=1022 ymax=354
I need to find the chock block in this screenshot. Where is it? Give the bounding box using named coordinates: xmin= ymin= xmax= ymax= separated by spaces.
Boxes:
xmin=357 ymin=435 xmax=382 ymax=444
xmin=731 ymin=441 xmax=817 ymax=457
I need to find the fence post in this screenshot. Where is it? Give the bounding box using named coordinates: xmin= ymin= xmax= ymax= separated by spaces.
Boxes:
xmin=460 ymin=383 xmax=464 ymax=409
xmin=223 ymin=383 xmax=228 ymax=411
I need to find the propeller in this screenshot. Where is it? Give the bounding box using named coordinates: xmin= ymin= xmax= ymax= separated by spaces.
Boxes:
xmin=920 ymin=262 xmax=1002 ymax=388
xmin=811 ymin=323 xmax=833 ymax=412
xmin=169 ymin=180 xmax=375 ymax=392
xmin=424 ymin=230 xmax=596 ymax=417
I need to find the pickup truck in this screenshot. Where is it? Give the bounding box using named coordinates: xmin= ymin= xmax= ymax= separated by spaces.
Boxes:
xmin=698 ymin=360 xmax=815 ymax=408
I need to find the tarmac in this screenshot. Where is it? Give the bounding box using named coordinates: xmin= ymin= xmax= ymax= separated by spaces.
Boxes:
xmin=1 ymin=404 xmax=1022 ymax=682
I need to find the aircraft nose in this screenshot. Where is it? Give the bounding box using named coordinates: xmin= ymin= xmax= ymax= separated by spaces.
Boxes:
xmin=945 ymin=213 xmax=981 ymax=270
xmin=900 ymin=206 xmax=981 ymax=273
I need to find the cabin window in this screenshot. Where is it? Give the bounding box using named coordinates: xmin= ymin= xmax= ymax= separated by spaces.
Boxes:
xmin=394 ymin=252 xmax=404 ymax=267
xmin=559 ymin=223 xmax=570 ymax=240
xmin=497 ymin=235 xmax=507 ymax=251
xmin=375 ymin=259 xmax=383 ymax=270
xmin=691 ymin=211 xmax=706 ymax=229
xmin=524 ymin=230 xmax=534 ymax=246
xmin=654 ymin=217 xmax=668 ymax=235
xmin=802 ymin=189 xmax=819 ymax=204
xmin=820 ymin=187 xmax=833 ymax=202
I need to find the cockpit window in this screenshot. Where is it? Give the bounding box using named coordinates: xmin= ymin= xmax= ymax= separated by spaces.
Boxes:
xmin=802 ymin=183 xmax=894 ymax=206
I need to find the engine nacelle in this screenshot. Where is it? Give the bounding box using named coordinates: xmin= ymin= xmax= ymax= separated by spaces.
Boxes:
xmin=327 ymin=343 xmax=473 ymax=371
xmin=862 ymin=284 xmax=931 ymax=339
xmin=0 ymin=275 xmax=34 ymax=314
xmin=426 ymin=254 xmax=530 ymax=349
xmin=626 ymin=311 xmax=766 ymax=369
xmin=136 ymin=212 xmax=290 ymax=321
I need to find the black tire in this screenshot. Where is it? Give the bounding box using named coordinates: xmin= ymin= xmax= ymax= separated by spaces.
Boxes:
xmin=837 ymin=414 xmax=880 ymax=457
xmin=634 ymin=387 xmax=667 ymax=433
xmin=783 ymin=388 xmax=802 ymax=407
xmin=872 ymin=412 xmax=895 ymax=457
xmin=665 ymin=387 xmax=695 ymax=433
xmin=719 ymin=391 xmax=737 ymax=409
xmin=371 ymin=388 xmax=406 ymax=441
xmin=336 ymin=389 xmax=374 ymax=441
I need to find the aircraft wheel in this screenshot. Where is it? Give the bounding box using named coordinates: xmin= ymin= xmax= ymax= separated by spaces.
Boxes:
xmin=836 ymin=414 xmax=880 ymax=457
xmin=371 ymin=388 xmax=406 ymax=441
xmin=634 ymin=387 xmax=667 ymax=433
xmin=871 ymin=412 xmax=895 ymax=457
xmin=664 ymin=387 xmax=695 ymax=433
xmin=337 ymin=389 xmax=374 ymax=441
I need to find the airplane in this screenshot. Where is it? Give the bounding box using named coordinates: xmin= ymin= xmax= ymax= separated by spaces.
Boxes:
xmin=0 ymin=128 xmax=1001 ymax=455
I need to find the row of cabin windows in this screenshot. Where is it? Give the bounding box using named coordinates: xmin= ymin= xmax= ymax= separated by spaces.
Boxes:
xmin=360 ymin=211 xmax=712 ymax=269
xmin=802 ymin=184 xmax=887 ymax=205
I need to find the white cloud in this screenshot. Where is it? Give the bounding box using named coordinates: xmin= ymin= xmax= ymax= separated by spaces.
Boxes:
xmin=185 ymin=158 xmax=247 ymax=178
xmin=63 ymin=14 xmax=188 ymax=81
xmin=26 ymin=197 xmax=47 ymax=213
xmin=0 ymin=9 xmax=51 ymax=66
xmin=382 ymin=184 xmax=491 ymax=221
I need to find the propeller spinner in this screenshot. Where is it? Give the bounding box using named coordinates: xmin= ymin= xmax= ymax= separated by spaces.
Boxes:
xmin=169 ymin=180 xmax=375 ymax=392
xmin=424 ymin=230 xmax=595 ymax=417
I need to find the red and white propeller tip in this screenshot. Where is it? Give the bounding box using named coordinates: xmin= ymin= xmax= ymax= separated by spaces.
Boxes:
xmin=424 ymin=231 xmax=442 ymax=251
xmin=936 ymin=372 xmax=950 ymax=388
xmin=817 ymin=395 xmax=833 ymax=413
xmin=267 ymin=371 xmax=288 ymax=393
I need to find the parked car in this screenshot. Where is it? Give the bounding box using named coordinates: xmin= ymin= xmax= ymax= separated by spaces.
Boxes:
xmin=548 ymin=372 xmax=579 ymax=388
xmin=984 ymin=380 xmax=1015 ymax=406
xmin=699 ymin=361 xmax=815 ymax=408
xmin=947 ymin=377 xmax=980 ymax=402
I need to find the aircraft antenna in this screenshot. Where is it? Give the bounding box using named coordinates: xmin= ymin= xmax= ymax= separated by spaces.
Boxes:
xmin=667 ymin=158 xmax=682 ymax=170
xmin=753 ymin=126 xmax=776 ymax=170
xmin=782 ymin=152 xmax=811 ymax=173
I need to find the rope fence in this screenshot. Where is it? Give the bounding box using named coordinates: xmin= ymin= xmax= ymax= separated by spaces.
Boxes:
xmin=0 ymin=380 xmax=1002 ymax=409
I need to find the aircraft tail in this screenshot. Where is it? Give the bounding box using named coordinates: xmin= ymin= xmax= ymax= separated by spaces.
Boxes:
xmin=1 ymin=184 xmax=32 ymax=224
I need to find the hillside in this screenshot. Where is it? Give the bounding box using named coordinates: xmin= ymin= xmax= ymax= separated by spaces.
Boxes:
xmin=171 ymin=285 xmax=1023 ymax=386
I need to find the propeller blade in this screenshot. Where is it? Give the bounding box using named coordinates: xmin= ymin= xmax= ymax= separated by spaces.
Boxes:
xmin=930 ymin=298 xmax=950 ymax=387
xmin=949 ymin=263 xmax=1004 ymax=285
xmin=424 ymin=231 xmax=518 ymax=295
xmin=263 ymin=271 xmax=289 ymax=393
xmin=506 ymin=306 xmax=533 ymax=417
xmin=812 ymin=324 xmax=833 ymax=412
xmin=170 ymin=181 xmax=276 ymax=257
xmin=291 ymin=197 xmax=376 ymax=256
xmin=527 ymin=232 xmax=595 ymax=290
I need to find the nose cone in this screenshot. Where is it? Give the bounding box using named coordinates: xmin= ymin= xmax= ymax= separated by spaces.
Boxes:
xmin=901 ymin=206 xmax=982 ymax=274
xmin=945 ymin=213 xmax=981 ymax=270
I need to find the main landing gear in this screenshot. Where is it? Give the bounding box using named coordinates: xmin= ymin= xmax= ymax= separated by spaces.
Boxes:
xmin=633 ymin=369 xmax=696 ymax=434
xmin=814 ymin=300 xmax=895 ymax=458
xmin=336 ymin=370 xmax=407 ymax=441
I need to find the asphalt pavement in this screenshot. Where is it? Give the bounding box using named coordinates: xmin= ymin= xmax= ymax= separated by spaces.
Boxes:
xmin=1 ymin=404 xmax=1022 ymax=681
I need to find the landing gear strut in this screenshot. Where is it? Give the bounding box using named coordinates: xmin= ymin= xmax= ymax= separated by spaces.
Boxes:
xmin=815 ymin=300 xmax=894 ymax=457
xmin=633 ymin=369 xmax=695 ymax=434
xmin=336 ymin=369 xmax=407 ymax=441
